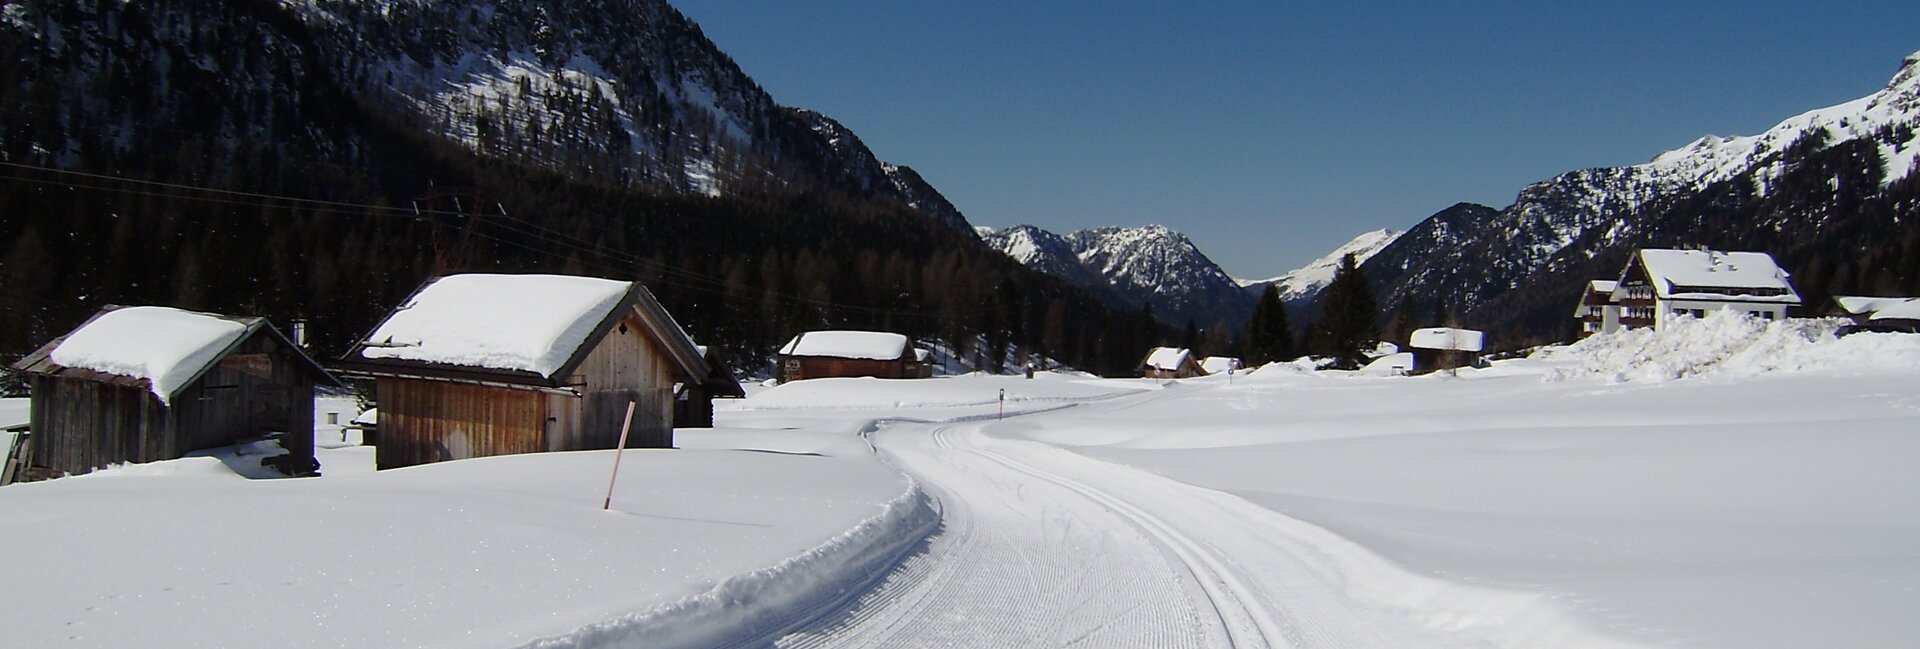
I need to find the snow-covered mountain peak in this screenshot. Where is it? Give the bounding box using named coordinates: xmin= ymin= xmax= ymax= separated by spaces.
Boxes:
xmin=979 ymin=224 xmax=1253 ymax=327
xmin=1240 ymin=228 xmax=1403 ymax=303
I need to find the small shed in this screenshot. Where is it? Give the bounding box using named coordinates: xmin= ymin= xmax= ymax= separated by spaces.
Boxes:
xmin=1199 ymin=356 xmax=1243 ymax=375
xmin=675 ymin=345 xmax=746 ymax=428
xmin=11 ymin=305 xmax=339 ymax=479
xmin=1407 ymin=327 xmax=1485 ymax=375
xmin=776 ymin=331 xmax=920 ymax=383
xmin=1139 ymin=347 xmax=1206 ymax=379
xmin=1831 ymin=296 xmax=1920 ymax=333
xmin=336 ymin=274 xmax=708 ymax=470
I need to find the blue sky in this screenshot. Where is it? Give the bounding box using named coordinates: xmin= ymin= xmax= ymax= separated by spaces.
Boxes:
xmin=671 ymin=1 xmax=1920 ymax=279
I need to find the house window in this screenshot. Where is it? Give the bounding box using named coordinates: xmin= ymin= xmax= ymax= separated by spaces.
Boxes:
xmin=327 ymin=412 xmax=339 ymax=425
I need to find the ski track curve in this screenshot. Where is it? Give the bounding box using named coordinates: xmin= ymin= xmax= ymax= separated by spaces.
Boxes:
xmin=763 ymin=385 xmax=1651 ymax=649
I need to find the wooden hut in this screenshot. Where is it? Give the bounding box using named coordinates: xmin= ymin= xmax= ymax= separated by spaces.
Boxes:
xmin=776 ymin=331 xmax=920 ymax=383
xmin=675 ymin=346 xmax=746 ymax=428
xmin=1831 ymin=296 xmax=1920 ymax=334
xmin=11 ymin=305 xmax=339 ymax=479
xmin=336 ymin=274 xmax=708 ymax=470
xmin=1138 ymin=347 xmax=1205 ymax=379
xmin=1407 ymin=327 xmax=1485 ymax=375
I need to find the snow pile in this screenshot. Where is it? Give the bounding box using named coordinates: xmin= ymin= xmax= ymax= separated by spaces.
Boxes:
xmin=518 ymin=482 xmax=939 ymax=649
xmin=48 ymin=306 xmax=248 ymax=403
xmin=359 ymin=274 xmax=630 ymax=377
xmin=777 ymin=331 xmax=908 ymax=360
xmin=1538 ymin=311 xmax=1920 ymax=382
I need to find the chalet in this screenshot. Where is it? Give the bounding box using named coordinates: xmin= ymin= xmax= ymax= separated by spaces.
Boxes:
xmin=11 ymin=305 xmax=339 ymax=480
xmin=336 ymin=274 xmax=708 ymax=470
xmin=1139 ymin=347 xmax=1206 ymax=379
xmin=1831 ymin=296 xmax=1920 ymax=334
xmin=1604 ymin=249 xmax=1800 ymax=331
xmin=1574 ymin=280 xmax=1620 ymax=338
xmin=675 ymin=345 xmax=746 ymax=428
xmin=1407 ymin=327 xmax=1485 ymax=375
xmin=1199 ymin=356 xmax=1243 ymax=375
xmin=776 ymin=331 xmax=924 ymax=383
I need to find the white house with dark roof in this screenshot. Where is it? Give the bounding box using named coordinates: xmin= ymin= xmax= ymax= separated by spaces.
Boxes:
xmin=1609 ymin=249 xmax=1800 ymax=331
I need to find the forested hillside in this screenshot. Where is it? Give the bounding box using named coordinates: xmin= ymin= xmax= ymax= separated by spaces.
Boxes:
xmin=0 ymin=0 xmax=1170 ymax=391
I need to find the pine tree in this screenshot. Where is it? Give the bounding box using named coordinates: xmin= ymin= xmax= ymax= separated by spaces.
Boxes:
xmin=1316 ymin=253 xmax=1378 ymax=369
xmin=1242 ymin=285 xmax=1294 ymax=365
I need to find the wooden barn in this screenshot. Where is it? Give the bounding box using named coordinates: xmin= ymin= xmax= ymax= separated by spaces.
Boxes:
xmin=1407 ymin=327 xmax=1486 ymax=375
xmin=776 ymin=331 xmax=923 ymax=383
xmin=1139 ymin=347 xmax=1205 ymax=379
xmin=1831 ymin=296 xmax=1920 ymax=334
xmin=675 ymin=345 xmax=746 ymax=428
xmin=336 ymin=274 xmax=708 ymax=470
xmin=10 ymin=305 xmax=338 ymax=480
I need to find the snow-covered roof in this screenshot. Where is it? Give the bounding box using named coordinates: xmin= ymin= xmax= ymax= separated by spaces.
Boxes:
xmin=358 ymin=274 xmax=632 ymax=377
xmin=1588 ymin=279 xmax=1618 ymax=294
xmin=1634 ymin=249 xmax=1800 ymax=303
xmin=1834 ymin=296 xmax=1920 ymax=321
xmin=43 ymin=307 xmax=250 ymax=404
xmin=1142 ymin=347 xmax=1193 ymax=371
xmin=778 ymin=331 xmax=910 ymax=361
xmin=1409 ymin=328 xmax=1485 ymax=352
xmin=1199 ymin=356 xmax=1241 ymax=374
xmin=15 ymin=306 xmax=336 ymax=405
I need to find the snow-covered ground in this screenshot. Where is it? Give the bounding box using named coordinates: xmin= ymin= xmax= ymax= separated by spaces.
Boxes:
xmin=5 ymin=316 xmax=1917 ymax=647
xmin=0 ymin=408 xmax=925 ymax=648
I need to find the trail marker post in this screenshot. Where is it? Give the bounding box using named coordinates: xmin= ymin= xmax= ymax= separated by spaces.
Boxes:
xmin=602 ymin=401 xmax=637 ymax=510
xmin=998 ymin=388 xmax=1006 ymax=420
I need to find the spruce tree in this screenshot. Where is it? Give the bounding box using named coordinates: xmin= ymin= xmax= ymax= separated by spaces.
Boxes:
xmin=1242 ymin=284 xmax=1294 ymax=365
xmin=1316 ymin=253 xmax=1378 ymax=369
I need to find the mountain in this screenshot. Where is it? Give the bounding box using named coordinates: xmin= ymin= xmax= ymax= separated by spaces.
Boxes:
xmin=980 ymin=224 xmax=1254 ymax=329
xmin=1354 ymin=50 xmax=1920 ymax=346
xmin=0 ymin=0 xmax=1158 ymax=381
xmin=1239 ymin=228 xmax=1403 ymax=304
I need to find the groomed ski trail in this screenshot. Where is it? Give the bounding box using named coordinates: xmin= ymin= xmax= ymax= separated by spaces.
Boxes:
xmin=773 ymin=399 xmax=1649 ymax=649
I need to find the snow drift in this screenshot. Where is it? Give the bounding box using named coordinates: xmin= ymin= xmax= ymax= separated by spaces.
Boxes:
xmin=1536 ymin=311 xmax=1920 ymax=382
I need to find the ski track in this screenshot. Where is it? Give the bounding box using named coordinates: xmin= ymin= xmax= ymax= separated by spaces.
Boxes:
xmin=765 ymin=385 xmax=1649 ymax=649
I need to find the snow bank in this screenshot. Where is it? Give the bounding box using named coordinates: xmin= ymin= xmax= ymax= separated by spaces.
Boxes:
xmin=48 ymin=306 xmax=248 ymax=403
xmin=359 ymin=274 xmax=630 ymax=376
xmin=518 ymin=482 xmax=939 ymax=649
xmin=1537 ymin=311 xmax=1920 ymax=382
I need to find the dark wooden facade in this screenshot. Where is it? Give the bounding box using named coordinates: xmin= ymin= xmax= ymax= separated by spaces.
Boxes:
xmin=676 ymin=347 xmax=746 ymax=429
xmin=13 ymin=310 xmax=336 ymax=479
xmin=780 ymin=356 xmax=913 ymax=383
xmin=342 ymin=280 xmax=707 ymax=469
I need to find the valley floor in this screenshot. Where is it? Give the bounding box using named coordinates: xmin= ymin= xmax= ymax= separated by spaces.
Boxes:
xmin=3 ymin=327 xmax=1917 ymax=647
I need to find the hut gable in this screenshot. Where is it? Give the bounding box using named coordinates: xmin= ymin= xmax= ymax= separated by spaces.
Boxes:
xmin=11 ymin=306 xmax=339 ymax=479
xmin=339 ymin=274 xmax=707 ymax=469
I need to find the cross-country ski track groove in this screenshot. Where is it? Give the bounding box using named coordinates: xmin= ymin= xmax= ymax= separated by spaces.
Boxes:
xmin=733 ymin=384 xmax=1649 ymax=649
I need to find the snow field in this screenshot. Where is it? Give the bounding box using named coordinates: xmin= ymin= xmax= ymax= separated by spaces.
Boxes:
xmin=0 ymin=426 xmax=920 ymax=649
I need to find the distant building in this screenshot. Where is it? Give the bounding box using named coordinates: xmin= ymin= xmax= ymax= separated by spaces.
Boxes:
xmin=1199 ymin=356 xmax=1242 ymax=375
xmin=11 ymin=305 xmax=339 ymax=480
xmin=338 ymin=274 xmax=708 ymax=470
xmin=1583 ymin=249 xmax=1800 ymax=335
xmin=1139 ymin=347 xmax=1205 ymax=379
xmin=776 ymin=331 xmax=925 ymax=383
xmin=1574 ymin=280 xmax=1620 ymax=338
xmin=1407 ymin=327 xmax=1485 ymax=375
xmin=1831 ymin=296 xmax=1920 ymax=334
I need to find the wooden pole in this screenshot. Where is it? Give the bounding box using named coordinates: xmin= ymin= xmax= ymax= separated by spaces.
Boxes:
xmin=602 ymin=401 xmax=637 ymax=511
